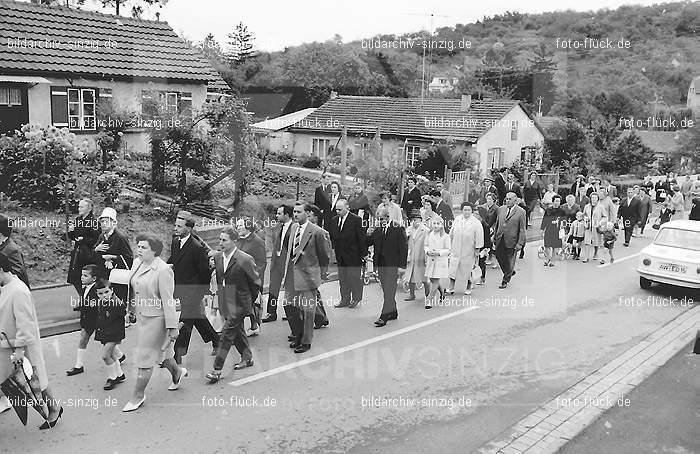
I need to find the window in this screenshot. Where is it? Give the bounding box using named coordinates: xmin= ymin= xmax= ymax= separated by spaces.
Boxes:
xmin=487 ymin=147 xmax=505 ymax=169
xmin=312 ymin=138 xmax=331 ymax=158
xmin=0 ymin=87 xmax=22 ymax=106
xmin=165 ymin=92 xmax=178 ymax=114
xmin=511 ymin=120 xmax=518 ymax=140
xmin=520 ymin=147 xmax=537 ymax=166
xmin=67 ymin=88 xmax=96 ymax=130
xmin=405 ymin=145 xmax=420 ymax=167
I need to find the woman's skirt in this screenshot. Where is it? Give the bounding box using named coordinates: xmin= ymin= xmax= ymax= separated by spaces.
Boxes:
xmin=135 ymin=315 xmax=173 ymax=369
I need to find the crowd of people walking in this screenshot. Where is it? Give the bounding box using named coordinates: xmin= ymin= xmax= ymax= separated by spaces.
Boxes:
xmin=0 ymin=167 xmax=698 ymax=423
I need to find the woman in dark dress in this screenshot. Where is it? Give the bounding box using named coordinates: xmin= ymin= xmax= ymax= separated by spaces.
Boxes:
xmin=67 ymin=198 xmax=101 ymax=294
xmin=540 ymin=194 xmax=566 ymax=267
xmin=236 ymin=217 xmax=266 ymax=337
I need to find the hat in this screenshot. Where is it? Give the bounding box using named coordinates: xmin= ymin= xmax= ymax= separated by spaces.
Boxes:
xmin=98 ymin=207 xmax=117 ymax=221
xmin=409 ymin=209 xmax=422 ymax=220
xmin=483 ymin=177 xmax=494 ymax=183
xmin=576 ymin=174 xmax=584 ymax=179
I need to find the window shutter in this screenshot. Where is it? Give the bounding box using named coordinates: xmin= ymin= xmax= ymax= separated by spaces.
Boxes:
xmin=487 ymin=149 xmax=494 ymax=169
xmin=178 ymin=92 xmax=192 ymax=117
xmin=499 ymin=149 xmax=506 ymax=166
xmin=51 ymin=86 xmax=69 ymax=127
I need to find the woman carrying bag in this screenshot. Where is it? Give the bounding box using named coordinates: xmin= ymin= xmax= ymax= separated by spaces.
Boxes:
xmin=0 ymin=254 xmax=63 ymax=429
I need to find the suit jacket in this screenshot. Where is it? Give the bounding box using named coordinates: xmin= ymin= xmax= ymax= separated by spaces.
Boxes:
xmin=73 ymin=283 xmax=98 ymax=312
xmin=284 ymin=222 xmax=330 ymax=292
xmin=435 ymin=200 xmax=454 ymax=232
xmin=494 ymin=174 xmax=507 ymax=204
xmin=95 ymin=295 xmax=126 ymax=341
xmin=523 ymin=180 xmax=543 ymax=202
xmin=401 ymin=187 xmax=422 ymax=216
xmin=67 ymin=212 xmax=100 ymax=286
xmin=0 ymin=238 xmax=29 ymax=289
xmin=494 ymin=204 xmax=527 ymax=250
xmin=619 ymin=196 xmax=641 ymax=224
xmin=270 ymin=221 xmax=293 ymax=276
xmin=167 ymin=234 xmax=210 ymax=319
xmin=505 ymin=182 xmax=523 ymax=199
xmin=128 ymin=257 xmax=178 ymax=329
xmin=367 ymin=222 xmax=408 ymax=269
xmin=478 ymin=203 xmax=498 ymax=228
xmin=329 ymin=212 xmax=366 ymax=267
xmin=639 ymin=194 xmax=653 ymax=220
xmin=314 ymin=185 xmax=332 ymax=214
xmin=213 ymin=249 xmax=260 ymax=320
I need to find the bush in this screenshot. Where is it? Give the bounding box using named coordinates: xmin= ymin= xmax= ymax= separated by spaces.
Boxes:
xmin=267 ymin=150 xmax=296 ymax=163
xmin=299 ymin=155 xmax=322 ymax=169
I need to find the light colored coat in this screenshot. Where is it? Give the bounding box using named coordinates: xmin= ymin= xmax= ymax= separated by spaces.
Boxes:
xmin=583 ymin=203 xmax=607 ymax=247
xmin=284 ymin=222 xmax=330 ymax=292
xmin=129 ymin=257 xmax=178 ymax=329
xmin=0 ymin=276 xmax=48 ymax=389
xmin=405 ymin=223 xmax=429 ymax=284
xmin=424 ymin=230 xmax=451 ymax=279
xmin=448 ymin=215 xmax=484 ymax=280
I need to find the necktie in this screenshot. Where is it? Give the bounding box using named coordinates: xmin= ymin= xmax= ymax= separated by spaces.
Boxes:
xmin=293 ymin=226 xmax=302 ymax=256
xmin=339 ymin=216 xmax=345 ymax=231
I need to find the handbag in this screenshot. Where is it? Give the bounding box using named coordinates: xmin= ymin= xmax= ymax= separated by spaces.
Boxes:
xmin=0 ymin=332 xmax=48 ymax=425
xmin=470 ymin=265 xmax=481 ymax=283
xmin=108 ymin=255 xmax=131 ymax=285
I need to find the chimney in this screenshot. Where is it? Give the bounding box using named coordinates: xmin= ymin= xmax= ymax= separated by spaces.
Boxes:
xmin=460 ymin=94 xmax=472 ymax=111
xmin=330 ymin=91 xmax=338 ymax=100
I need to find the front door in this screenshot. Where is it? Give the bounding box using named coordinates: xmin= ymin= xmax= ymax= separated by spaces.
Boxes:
xmin=0 ymin=84 xmax=29 ymax=134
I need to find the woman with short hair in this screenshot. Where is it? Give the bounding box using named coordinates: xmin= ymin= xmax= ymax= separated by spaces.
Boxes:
xmin=582 ymin=193 xmax=607 ymax=263
xmin=447 ymin=202 xmax=483 ymax=295
xmin=424 ymin=218 xmax=451 ymax=309
xmin=122 ymin=233 xmax=186 ymax=412
xmin=540 ymin=195 xmax=566 ymax=267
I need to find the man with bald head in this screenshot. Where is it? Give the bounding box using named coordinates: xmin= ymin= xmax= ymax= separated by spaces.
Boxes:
xmin=329 ymin=198 xmax=366 ymax=309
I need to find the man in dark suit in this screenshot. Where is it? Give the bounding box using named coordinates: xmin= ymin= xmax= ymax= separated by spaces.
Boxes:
xmin=431 ymin=190 xmax=454 ymax=232
xmin=479 ymin=178 xmax=499 ymax=205
xmin=619 ymin=187 xmax=641 ymax=247
xmin=169 ymin=213 xmax=219 ymax=363
xmin=401 ymin=177 xmax=422 ymax=219
xmin=366 ymin=206 xmax=407 ymax=327
xmin=206 ymin=227 xmax=261 ymax=383
xmin=0 ymin=214 xmax=30 ymax=288
xmin=493 ymin=168 xmax=508 ymax=205
xmin=523 ymin=173 xmax=543 ymax=227
xmin=283 ymin=203 xmax=330 ymax=353
xmin=329 ymin=198 xmax=366 ymax=309
xmin=505 ymin=173 xmax=523 ymax=200
xmin=493 ymin=192 xmax=527 ymax=289
xmin=313 ymin=173 xmax=332 ymax=230
xmin=94 ymin=208 xmax=133 ymax=303
xmin=67 ymin=198 xmax=101 ymax=294
xmin=262 ymin=205 xmax=293 ymax=323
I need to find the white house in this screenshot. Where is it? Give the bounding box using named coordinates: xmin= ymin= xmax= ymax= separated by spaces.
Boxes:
xmin=428 ymin=76 xmax=459 ymax=94
xmin=250 ymin=107 xmax=316 ymax=154
xmin=0 ymin=0 xmax=227 ymax=152
xmin=286 ymin=93 xmax=545 ymax=178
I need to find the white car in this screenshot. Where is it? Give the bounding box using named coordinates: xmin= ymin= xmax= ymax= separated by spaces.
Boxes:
xmin=637 ymin=220 xmax=700 ymax=289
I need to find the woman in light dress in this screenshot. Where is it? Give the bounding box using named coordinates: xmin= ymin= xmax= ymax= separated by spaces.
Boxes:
xmin=582 ymin=193 xmax=608 ymax=263
xmin=669 ymin=185 xmax=685 ymax=220
xmin=404 ymin=211 xmax=430 ymax=301
xmin=446 ymin=202 xmax=483 ymax=295
xmin=424 ymin=217 xmax=451 ymax=309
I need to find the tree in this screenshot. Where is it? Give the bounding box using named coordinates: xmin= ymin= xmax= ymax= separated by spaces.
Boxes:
xmin=198 ymin=33 xmax=225 ymax=67
xmin=542 ymin=118 xmax=594 ymax=172
xmin=669 ymin=126 xmax=700 ymax=173
xmin=594 ymin=131 xmax=655 ymax=176
xmin=527 ymin=43 xmax=556 ymax=115
xmin=226 ymin=22 xmax=257 ymax=65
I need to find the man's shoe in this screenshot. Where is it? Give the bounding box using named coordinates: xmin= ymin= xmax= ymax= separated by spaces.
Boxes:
xmin=374 ymin=318 xmax=387 ymax=327
xmin=287 ymin=335 xmax=296 ymax=341
xmin=233 ymin=359 xmax=254 ymax=370
xmin=246 ymin=327 xmax=260 ymax=337
xmin=624 ymin=243 xmax=629 ymax=247
xmin=348 ymin=300 xmax=362 ymax=309
xmin=118 ymin=354 xmax=126 ymax=363
xmin=66 ymin=366 xmax=84 ymax=376
xmin=404 ymin=294 xmax=416 ymax=301
xmin=114 ymin=374 xmax=126 ymax=383
xmin=499 ymin=282 xmax=508 ymax=289
xmin=289 ymin=341 xmax=302 ymax=349
xmin=294 ymin=344 xmax=311 ymax=354
xmin=103 ymin=379 xmax=117 ymax=390
xmin=314 ymin=321 xmax=329 ymax=329
xmin=261 ymin=314 xmax=277 ymax=323
xmin=334 ymin=302 xmax=351 ymax=308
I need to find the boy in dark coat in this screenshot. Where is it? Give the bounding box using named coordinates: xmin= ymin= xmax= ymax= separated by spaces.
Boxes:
xmin=95 ymin=278 xmax=127 ymax=390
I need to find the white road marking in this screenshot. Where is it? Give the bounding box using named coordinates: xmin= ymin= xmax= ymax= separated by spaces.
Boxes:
xmin=598 ymin=252 xmax=640 ymax=268
xmin=229 ymin=306 xmax=481 ymax=387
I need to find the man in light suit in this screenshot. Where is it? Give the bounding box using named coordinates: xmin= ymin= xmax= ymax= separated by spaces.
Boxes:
xmin=366 ymin=206 xmax=407 ymax=327
xmin=262 ymin=205 xmax=293 ymax=323
xmin=283 ymin=202 xmax=330 ymax=353
xmin=329 ymin=198 xmax=366 ymax=309
xmin=307 ymin=204 xmax=330 ymax=328
xmin=206 ymin=226 xmax=260 ymax=383
xmin=493 ymin=192 xmax=527 ymax=289
xmin=169 ymin=213 xmax=219 ymax=363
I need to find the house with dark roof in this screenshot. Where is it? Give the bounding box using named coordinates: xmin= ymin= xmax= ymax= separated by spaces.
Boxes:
xmin=286 ymin=93 xmax=545 ymax=176
xmin=0 ymin=0 xmax=227 ymax=150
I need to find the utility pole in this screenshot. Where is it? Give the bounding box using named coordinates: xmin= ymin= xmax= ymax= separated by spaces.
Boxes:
xmin=537 ymin=96 xmax=543 ymax=116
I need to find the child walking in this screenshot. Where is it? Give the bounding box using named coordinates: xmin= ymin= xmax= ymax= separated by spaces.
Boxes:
xmin=600 ymin=221 xmax=617 ymax=265
xmin=66 ymin=265 xmax=125 ymax=376
xmin=94 ymin=278 xmax=127 ymax=390
xmin=424 ymin=218 xmax=451 ymax=309
xmin=569 ymin=211 xmax=586 ymax=260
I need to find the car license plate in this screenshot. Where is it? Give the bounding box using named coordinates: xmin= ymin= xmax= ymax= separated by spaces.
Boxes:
xmin=659 ymin=263 xmax=686 ymax=274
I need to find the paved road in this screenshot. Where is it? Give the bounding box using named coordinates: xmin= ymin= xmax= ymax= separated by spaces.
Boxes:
xmin=560 ymin=340 xmax=699 ymax=454
xmin=4 ymin=230 xmax=695 ymax=453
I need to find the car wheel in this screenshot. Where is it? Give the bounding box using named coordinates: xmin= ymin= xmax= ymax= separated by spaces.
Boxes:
xmin=639 ymin=276 xmax=652 ymax=290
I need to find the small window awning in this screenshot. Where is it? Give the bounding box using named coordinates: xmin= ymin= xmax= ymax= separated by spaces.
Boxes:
xmin=0 ymin=75 xmax=51 ymax=84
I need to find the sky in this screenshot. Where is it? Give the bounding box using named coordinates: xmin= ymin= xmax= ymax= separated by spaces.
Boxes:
xmin=155 ymin=0 xmax=663 ymax=51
